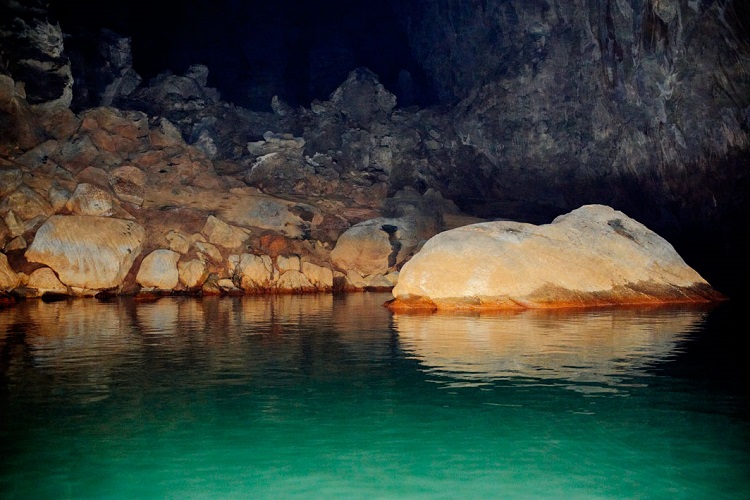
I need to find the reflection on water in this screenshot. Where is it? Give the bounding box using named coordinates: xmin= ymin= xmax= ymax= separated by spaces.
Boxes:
xmin=0 ymin=296 xmax=717 ymax=400
xmin=394 ymin=307 xmax=707 ymax=392
xmin=1 ymin=294 xmax=748 ymax=499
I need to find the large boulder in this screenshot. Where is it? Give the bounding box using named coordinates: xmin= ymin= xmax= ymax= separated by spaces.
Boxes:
xmin=136 ymin=249 xmax=180 ymax=290
xmin=331 ymin=216 xmax=434 ymax=276
xmin=25 ymin=215 xmax=145 ymax=291
xmin=389 ymin=205 xmax=724 ymax=311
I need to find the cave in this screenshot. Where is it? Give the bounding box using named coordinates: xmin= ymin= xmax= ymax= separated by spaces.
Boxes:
xmin=1 ymin=0 xmax=749 ymax=298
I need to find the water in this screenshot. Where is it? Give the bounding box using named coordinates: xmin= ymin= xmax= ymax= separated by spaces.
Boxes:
xmin=1 ymin=293 xmax=748 ymax=499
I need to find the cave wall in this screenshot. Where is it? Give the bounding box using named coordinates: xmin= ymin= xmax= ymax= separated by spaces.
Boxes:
xmin=394 ymin=0 xmax=750 ymax=220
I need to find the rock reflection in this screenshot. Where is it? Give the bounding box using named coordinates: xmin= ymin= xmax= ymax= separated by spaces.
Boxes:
xmin=0 ymin=294 xmax=390 ymax=405
xmin=393 ymin=307 xmax=710 ymax=392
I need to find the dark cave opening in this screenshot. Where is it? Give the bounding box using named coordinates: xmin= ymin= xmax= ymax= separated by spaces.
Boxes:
xmin=48 ymin=0 xmax=437 ymax=110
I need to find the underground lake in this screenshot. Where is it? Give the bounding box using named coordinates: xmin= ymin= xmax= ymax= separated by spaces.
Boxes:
xmin=1 ymin=293 xmax=748 ymax=498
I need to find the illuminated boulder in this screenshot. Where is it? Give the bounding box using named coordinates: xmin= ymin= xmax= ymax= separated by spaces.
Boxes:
xmin=25 ymin=215 xmax=145 ymax=292
xmin=389 ymin=205 xmax=724 ymax=311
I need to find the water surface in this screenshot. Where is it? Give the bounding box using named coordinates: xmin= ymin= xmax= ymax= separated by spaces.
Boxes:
xmin=1 ymin=294 xmax=748 ymax=498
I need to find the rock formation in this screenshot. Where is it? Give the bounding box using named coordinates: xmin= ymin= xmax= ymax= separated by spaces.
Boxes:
xmin=1 ymin=0 xmax=747 ymax=302
xmin=389 ymin=205 xmax=724 ymax=311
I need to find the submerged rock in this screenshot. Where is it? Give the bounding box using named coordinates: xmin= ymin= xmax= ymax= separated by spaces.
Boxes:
xmin=389 ymin=205 xmax=724 ymax=311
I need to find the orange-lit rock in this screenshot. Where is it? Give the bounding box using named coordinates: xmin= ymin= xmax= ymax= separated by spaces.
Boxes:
xmin=390 ymin=205 xmax=725 ymax=311
xmin=25 ymin=215 xmax=145 ymax=291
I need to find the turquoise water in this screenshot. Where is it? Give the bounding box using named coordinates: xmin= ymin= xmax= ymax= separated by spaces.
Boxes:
xmin=1 ymin=293 xmax=748 ymax=499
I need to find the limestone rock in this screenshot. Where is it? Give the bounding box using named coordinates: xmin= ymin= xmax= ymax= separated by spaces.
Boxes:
xmin=202 ymin=215 xmax=250 ymax=250
xmin=276 ymin=255 xmax=300 ymax=272
xmin=26 ymin=267 xmax=67 ymax=296
xmin=276 ymin=269 xmax=314 ymax=291
xmin=178 ymin=259 xmax=208 ymax=289
xmin=0 ymin=253 xmax=21 ymax=291
xmin=237 ymin=253 xmax=275 ymax=290
xmin=0 ymin=185 xmax=53 ymax=221
xmin=390 ymin=205 xmax=724 ymax=310
xmin=80 ymin=107 xmax=148 ymax=154
xmin=4 ymin=236 xmax=27 ymax=252
xmin=136 ymin=249 xmax=180 ymax=290
xmin=331 ymin=216 xmax=430 ymax=276
xmin=329 ymin=68 xmax=396 ymax=125
xmin=66 ymin=183 xmax=115 ymax=216
xmin=25 ymin=215 xmax=145 ymax=290
xmin=195 ymin=241 xmax=223 ymax=263
xmin=165 ymin=230 xmax=190 ymax=254
xmin=0 ymin=169 xmax=23 ymax=198
xmin=109 ymin=165 xmax=146 ymax=206
xmin=301 ymin=261 xmax=334 ymax=290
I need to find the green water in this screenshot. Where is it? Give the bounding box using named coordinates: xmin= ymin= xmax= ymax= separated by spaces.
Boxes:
xmin=1 ymin=293 xmax=748 ymax=498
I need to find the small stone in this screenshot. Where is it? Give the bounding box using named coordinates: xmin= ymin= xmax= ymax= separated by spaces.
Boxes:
xmin=178 ymin=259 xmax=208 ymax=288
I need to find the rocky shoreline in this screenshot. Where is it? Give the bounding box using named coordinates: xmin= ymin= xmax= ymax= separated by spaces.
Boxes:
xmin=2 ymin=1 xmax=747 ymax=307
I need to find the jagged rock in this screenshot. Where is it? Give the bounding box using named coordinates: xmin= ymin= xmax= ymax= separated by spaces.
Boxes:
xmin=128 ymin=65 xmax=220 ymax=116
xmin=37 ymin=108 xmax=80 ymax=140
xmin=47 ymin=185 xmax=70 ymax=211
xmin=0 ymin=169 xmax=23 ymax=197
xmin=4 ymin=236 xmax=26 ymax=251
xmin=25 ymin=215 xmax=145 ymax=290
xmin=136 ymin=249 xmax=180 ymax=290
xmin=149 ymin=117 xmax=185 ymax=148
xmin=0 ymin=185 xmax=53 ymax=222
xmin=178 ymin=259 xmax=208 ymax=289
xmin=0 ymin=252 xmax=21 ymax=291
xmin=0 ymin=9 xmax=73 ymax=112
xmin=390 ymin=205 xmax=725 ymax=311
xmin=0 ymin=218 xmax=9 ymax=246
xmin=202 ymin=215 xmax=250 ymax=250
xmin=79 ymin=107 xmax=148 ymax=154
xmin=95 ymin=29 xmax=142 ymax=107
xmin=109 ymin=165 xmax=146 ymax=206
xmin=26 ymin=267 xmax=67 ymax=296
xmin=0 ymin=74 xmax=45 ymax=150
xmin=194 ymin=241 xmax=223 ymax=263
xmin=329 ymin=68 xmax=396 ymax=125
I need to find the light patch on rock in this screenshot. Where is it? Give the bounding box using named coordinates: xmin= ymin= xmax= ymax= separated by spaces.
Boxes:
xmin=25 ymin=215 xmax=145 ymax=290
xmin=136 ymin=249 xmax=180 ymax=290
